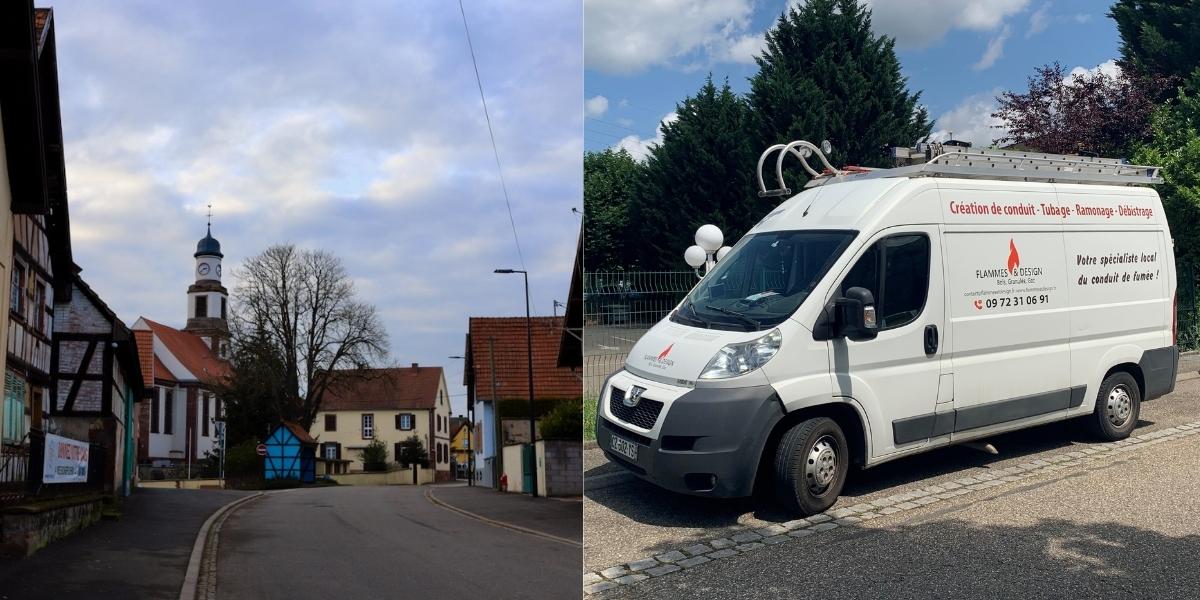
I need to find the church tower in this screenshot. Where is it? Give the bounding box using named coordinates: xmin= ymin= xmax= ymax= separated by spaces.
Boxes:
xmin=183 ymin=214 xmax=229 ymax=352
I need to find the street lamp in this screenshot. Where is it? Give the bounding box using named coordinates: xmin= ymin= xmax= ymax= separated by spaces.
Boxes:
xmin=494 ymin=268 xmax=538 ymax=498
xmin=448 ymin=355 xmax=474 ymax=487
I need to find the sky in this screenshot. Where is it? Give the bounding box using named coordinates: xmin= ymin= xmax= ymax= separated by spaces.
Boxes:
xmin=584 ymin=0 xmax=1123 ymax=158
xmin=46 ymin=0 xmax=582 ymax=416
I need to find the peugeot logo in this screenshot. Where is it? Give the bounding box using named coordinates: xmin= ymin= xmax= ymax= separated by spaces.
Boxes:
xmin=623 ymin=386 xmax=646 ymax=408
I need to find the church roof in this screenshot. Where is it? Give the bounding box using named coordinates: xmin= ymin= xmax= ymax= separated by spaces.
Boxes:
xmin=140 ymin=318 xmax=229 ymax=384
xmin=195 ymin=225 xmax=222 ymax=258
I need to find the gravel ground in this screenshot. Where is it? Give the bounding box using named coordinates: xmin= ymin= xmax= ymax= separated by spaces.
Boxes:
xmin=600 ymin=424 xmax=1200 ymax=599
xmin=584 ymin=375 xmax=1200 ymax=573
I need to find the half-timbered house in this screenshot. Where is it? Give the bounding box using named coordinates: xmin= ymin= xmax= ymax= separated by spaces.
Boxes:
xmin=50 ymin=273 xmax=145 ymax=496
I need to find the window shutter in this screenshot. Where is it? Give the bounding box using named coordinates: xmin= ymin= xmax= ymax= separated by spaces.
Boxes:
xmin=394 ymin=443 xmax=403 ymax=464
xmin=335 ymin=443 xmax=341 ymax=460
xmin=395 ymin=414 xmax=401 ymax=429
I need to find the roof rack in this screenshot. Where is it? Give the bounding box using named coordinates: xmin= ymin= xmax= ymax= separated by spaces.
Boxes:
xmin=756 ymin=140 xmax=1163 ymax=196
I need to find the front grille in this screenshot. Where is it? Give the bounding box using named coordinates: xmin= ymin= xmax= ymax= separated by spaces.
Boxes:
xmin=608 ymin=386 xmax=664 ymax=430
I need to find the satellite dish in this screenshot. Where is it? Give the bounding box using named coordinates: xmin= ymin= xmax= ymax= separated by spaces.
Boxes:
xmin=821 ymin=140 xmax=832 ymax=155
xmin=715 ymin=246 xmax=732 ymax=262
xmin=684 ymin=245 xmax=707 ymax=268
xmin=694 ymin=224 xmax=724 ymax=252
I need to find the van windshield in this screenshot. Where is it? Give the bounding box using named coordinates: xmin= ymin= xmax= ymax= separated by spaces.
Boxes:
xmin=673 ymin=230 xmax=856 ymax=331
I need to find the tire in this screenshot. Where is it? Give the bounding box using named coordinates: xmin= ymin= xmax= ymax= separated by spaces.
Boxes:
xmin=1086 ymin=371 xmax=1141 ymax=441
xmin=773 ymin=417 xmax=849 ymax=516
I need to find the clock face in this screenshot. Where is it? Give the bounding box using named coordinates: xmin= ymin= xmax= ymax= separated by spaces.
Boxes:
xmin=197 ymin=263 xmax=211 ymax=276
xmin=216 ymin=264 xmax=222 ymax=277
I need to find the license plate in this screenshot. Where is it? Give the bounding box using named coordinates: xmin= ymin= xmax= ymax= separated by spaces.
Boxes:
xmin=609 ymin=434 xmax=639 ymax=462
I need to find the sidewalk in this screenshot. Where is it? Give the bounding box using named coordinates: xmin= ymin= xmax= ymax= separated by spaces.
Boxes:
xmin=428 ymin=484 xmax=582 ymax=543
xmin=0 ymin=488 xmax=250 ymax=600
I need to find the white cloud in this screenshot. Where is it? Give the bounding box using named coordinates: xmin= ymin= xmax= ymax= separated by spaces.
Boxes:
xmin=972 ymin=25 xmax=1011 ymax=71
xmin=585 ymin=94 xmax=609 ymax=118
xmin=721 ymin=32 xmax=766 ymax=64
xmin=863 ymin=0 xmax=1028 ymax=48
xmin=1069 ymin=59 xmax=1121 ymax=80
xmin=584 ymin=0 xmax=756 ymax=73
xmin=613 ymin=112 xmax=678 ymax=161
xmin=929 ymin=89 xmax=1007 ymax=148
xmin=1027 ymin=2 xmax=1050 ymax=37
xmin=50 ymin=0 xmax=582 ymax=415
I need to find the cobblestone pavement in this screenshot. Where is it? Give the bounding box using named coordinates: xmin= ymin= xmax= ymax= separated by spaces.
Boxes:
xmin=584 ymin=375 xmax=1200 ymax=596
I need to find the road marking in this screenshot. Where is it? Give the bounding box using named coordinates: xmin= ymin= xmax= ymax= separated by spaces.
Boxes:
xmin=583 ymin=420 xmax=1200 ymax=595
xmin=425 ymin=487 xmax=582 ymax=548
xmin=180 ymin=492 xmax=263 ymax=600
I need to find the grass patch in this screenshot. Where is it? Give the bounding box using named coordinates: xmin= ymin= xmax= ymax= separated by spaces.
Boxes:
xmin=584 ymin=396 xmax=598 ymax=441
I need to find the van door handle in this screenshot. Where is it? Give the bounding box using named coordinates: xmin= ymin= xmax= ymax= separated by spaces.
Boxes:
xmin=924 ymin=324 xmax=939 ymax=355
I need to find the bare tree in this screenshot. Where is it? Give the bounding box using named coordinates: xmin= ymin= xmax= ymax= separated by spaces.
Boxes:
xmin=232 ymin=244 xmax=388 ymax=428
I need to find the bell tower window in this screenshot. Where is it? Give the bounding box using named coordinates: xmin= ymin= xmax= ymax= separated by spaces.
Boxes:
xmin=195 ymin=295 xmax=208 ymax=318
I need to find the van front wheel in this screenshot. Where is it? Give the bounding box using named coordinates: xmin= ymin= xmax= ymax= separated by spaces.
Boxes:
xmin=773 ymin=417 xmax=849 ymax=516
xmin=1087 ymin=372 xmax=1141 ymax=441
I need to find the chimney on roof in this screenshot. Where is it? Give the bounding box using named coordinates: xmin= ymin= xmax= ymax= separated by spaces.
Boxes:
xmin=411 ymin=362 xmax=419 ymax=369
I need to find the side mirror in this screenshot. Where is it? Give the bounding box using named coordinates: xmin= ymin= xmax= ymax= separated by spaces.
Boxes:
xmin=836 ymin=287 xmax=878 ymax=341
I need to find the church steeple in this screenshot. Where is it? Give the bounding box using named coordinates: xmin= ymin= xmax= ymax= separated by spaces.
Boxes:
xmin=184 ymin=208 xmax=229 ymax=352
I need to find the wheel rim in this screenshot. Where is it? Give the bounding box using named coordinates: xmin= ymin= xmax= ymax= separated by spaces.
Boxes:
xmin=1107 ymin=385 xmax=1133 ymax=427
xmin=805 ymin=435 xmax=838 ymax=495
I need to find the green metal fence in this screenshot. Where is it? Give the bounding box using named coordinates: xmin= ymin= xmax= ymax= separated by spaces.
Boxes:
xmin=1177 ymin=264 xmax=1198 ymax=352
xmin=584 ymin=271 xmax=697 ymax=400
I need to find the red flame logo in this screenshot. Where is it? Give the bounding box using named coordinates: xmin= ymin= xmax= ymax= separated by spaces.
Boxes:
xmin=658 ymin=344 xmax=674 ymax=360
xmin=1007 ymin=239 xmax=1020 ymax=273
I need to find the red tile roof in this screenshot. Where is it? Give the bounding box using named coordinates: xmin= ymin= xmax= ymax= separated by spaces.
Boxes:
xmin=282 ymin=421 xmax=317 ymax=445
xmin=466 ymin=316 xmax=580 ymax=401
xmin=141 ymin=318 xmax=230 ymax=384
xmin=320 ymin=366 xmax=444 ymax=412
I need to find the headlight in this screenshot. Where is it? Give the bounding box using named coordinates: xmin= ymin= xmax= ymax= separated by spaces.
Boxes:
xmin=699 ymin=329 xmax=782 ymax=379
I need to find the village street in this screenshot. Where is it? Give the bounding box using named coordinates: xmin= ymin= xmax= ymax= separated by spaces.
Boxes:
xmin=217 ymin=484 xmax=581 ymax=599
xmin=584 ymin=371 xmax=1200 ymax=597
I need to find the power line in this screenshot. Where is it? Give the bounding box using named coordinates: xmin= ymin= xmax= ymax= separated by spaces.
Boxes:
xmin=458 ymin=0 xmax=526 ymax=271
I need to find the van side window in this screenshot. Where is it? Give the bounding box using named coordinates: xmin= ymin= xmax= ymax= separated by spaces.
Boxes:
xmin=841 ymin=234 xmax=930 ymax=330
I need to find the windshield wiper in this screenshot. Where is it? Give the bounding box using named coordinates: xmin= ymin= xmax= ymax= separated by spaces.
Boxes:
xmin=704 ymin=305 xmax=761 ymax=329
xmin=681 ymin=301 xmax=710 ymax=327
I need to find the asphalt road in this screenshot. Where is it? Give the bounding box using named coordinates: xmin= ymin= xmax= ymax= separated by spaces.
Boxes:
xmin=216 ymin=485 xmax=580 ymax=599
xmin=585 ymin=375 xmax=1200 ymax=584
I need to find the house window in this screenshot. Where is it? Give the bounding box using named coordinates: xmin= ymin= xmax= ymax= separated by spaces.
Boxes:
xmin=164 ymin=390 xmax=174 ymax=434
xmin=195 ymin=295 xmax=208 ymax=319
xmin=34 ymin=282 xmax=46 ymax=333
xmin=323 ymin=443 xmax=338 ymax=460
xmin=150 ymin=392 xmax=161 ymax=434
xmin=396 ymin=413 xmax=414 ymax=431
xmin=10 ymin=264 xmax=25 ymax=316
xmin=3 ymin=372 xmax=25 ymax=443
xmin=362 ymin=414 xmax=374 ymax=439
xmin=325 ymin=414 xmax=336 ymax=431
xmin=202 ymin=393 xmax=210 ymax=436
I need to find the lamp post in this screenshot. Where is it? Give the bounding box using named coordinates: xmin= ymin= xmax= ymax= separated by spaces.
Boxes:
xmin=494 ymin=268 xmax=538 ymax=498
xmin=448 ymin=355 xmax=473 ymax=487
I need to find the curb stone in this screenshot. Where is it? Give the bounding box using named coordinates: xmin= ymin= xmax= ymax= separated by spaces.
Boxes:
xmin=583 ymin=418 xmax=1200 ymax=595
xmin=181 ymin=492 xmax=263 ymax=600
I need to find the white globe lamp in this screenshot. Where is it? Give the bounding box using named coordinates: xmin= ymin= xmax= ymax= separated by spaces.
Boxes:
xmin=684 ymin=245 xmax=707 ymax=269
xmin=695 ymin=224 xmax=723 ymax=252
xmin=715 ymin=246 xmax=732 ymax=262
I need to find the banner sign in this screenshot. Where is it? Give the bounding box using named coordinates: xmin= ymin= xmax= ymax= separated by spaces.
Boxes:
xmin=43 ymin=433 xmax=90 ymax=484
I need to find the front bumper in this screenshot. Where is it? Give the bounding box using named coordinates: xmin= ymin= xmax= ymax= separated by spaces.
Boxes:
xmin=596 ymin=372 xmax=784 ymax=497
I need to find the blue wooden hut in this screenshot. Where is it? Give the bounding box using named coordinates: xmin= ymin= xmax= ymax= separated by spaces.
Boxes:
xmin=264 ymin=421 xmax=317 ymax=483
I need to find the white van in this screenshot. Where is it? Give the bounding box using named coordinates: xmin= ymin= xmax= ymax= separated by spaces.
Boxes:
xmin=595 ymin=142 xmax=1179 ymax=515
